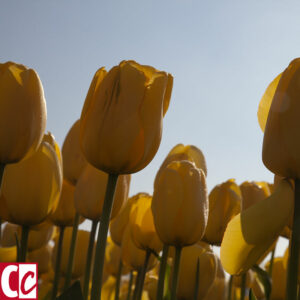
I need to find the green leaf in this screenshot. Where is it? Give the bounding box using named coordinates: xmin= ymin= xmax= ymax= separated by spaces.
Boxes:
xmin=56 ymin=281 xmax=84 ymax=300
xmin=249 ymin=289 xmax=258 ymax=300
xmin=252 ymin=264 xmax=272 ymax=300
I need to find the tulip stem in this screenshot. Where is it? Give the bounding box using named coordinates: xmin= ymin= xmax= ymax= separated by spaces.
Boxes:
xmin=136 ymin=249 xmax=151 ymax=300
xmin=83 ymin=220 xmax=98 ymax=300
xmin=91 ymin=173 xmax=119 ymax=300
xmin=170 ymin=246 xmax=182 ymax=300
xmin=268 ymin=243 xmax=276 ymax=277
xmin=19 ymin=225 xmax=30 ymax=262
xmin=126 ymin=271 xmax=134 ymax=300
xmin=0 ymin=163 xmax=5 ymax=191
xmin=132 ymin=269 xmax=142 ymax=300
xmin=115 ymin=259 xmax=123 ymax=300
xmin=52 ymin=226 xmax=65 ymax=300
xmin=286 ymin=179 xmax=300 ymax=300
xmin=193 ymin=258 xmax=200 ymax=300
xmin=240 ymin=274 xmax=246 ymax=300
xmin=227 ymin=275 xmax=233 ymax=300
xmin=156 ymin=245 xmax=169 ymax=300
xmin=63 ymin=212 xmax=80 ymax=292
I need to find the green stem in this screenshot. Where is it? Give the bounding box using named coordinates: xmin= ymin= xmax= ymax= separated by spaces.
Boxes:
xmin=136 ymin=249 xmax=151 ymax=300
xmin=227 ymin=275 xmax=233 ymax=300
xmin=286 ymin=179 xmax=300 ymax=300
xmin=170 ymin=246 xmax=182 ymax=300
xmin=63 ymin=212 xmax=80 ymax=291
xmin=18 ymin=225 xmax=30 ymax=262
xmin=83 ymin=220 xmax=98 ymax=300
xmin=132 ymin=269 xmax=142 ymax=300
xmin=52 ymin=226 xmax=65 ymax=300
xmin=156 ymin=245 xmax=169 ymax=300
xmin=91 ymin=173 xmax=119 ymax=300
xmin=240 ymin=274 xmax=246 ymax=300
xmin=115 ymin=258 xmax=123 ymax=300
xmin=126 ymin=271 xmax=133 ymax=300
xmin=193 ymin=258 xmax=200 ymax=300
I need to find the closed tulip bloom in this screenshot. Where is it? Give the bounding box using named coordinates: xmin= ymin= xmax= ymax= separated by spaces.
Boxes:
xmin=203 ymin=179 xmax=241 ymax=245
xmin=53 ymin=229 xmax=91 ymax=279
xmin=75 ymin=163 xmax=130 ymax=221
xmin=262 ymin=59 xmax=300 ymax=178
xmin=240 ymin=181 xmax=271 ymax=211
xmin=49 ymin=179 xmax=78 ymax=227
xmin=43 ymin=132 xmax=62 ymax=166
xmin=144 ymin=275 xmax=158 ymax=300
xmin=62 ymin=119 xmax=87 ymax=185
xmin=154 ymin=144 xmax=207 ymax=188
xmin=121 ymin=225 xmax=155 ymax=271
xmin=176 ymin=244 xmax=217 ymax=299
xmin=1 ymin=141 xmax=62 ymax=225
xmin=28 ymin=244 xmax=52 ymax=274
xmin=130 ymin=193 xmax=163 ymax=253
xmin=220 ymin=179 xmax=294 ymax=275
xmin=152 ymin=160 xmax=207 ymax=247
xmin=80 ymin=60 xmax=173 ymax=174
xmin=110 ymin=193 xmax=143 ymax=246
xmin=0 ymin=246 xmax=17 ymax=262
xmin=0 ymin=62 xmax=46 ymax=164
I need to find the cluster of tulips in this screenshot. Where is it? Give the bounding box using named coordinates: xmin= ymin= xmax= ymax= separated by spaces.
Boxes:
xmin=0 ymin=58 xmax=299 ymax=300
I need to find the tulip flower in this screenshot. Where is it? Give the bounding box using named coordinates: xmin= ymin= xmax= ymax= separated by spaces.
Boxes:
xmin=110 ymin=193 xmax=143 ymax=246
xmin=62 ymin=119 xmax=87 ymax=185
xmin=43 ymin=132 xmax=62 ymax=165
xmin=220 ymin=178 xmax=293 ymax=275
xmin=0 ymin=246 xmax=17 ymax=262
xmin=75 ymin=163 xmax=130 ymax=221
xmin=240 ymin=181 xmax=270 ymax=211
xmin=203 ymin=179 xmax=241 ymax=245
xmin=144 ymin=275 xmax=158 ymax=300
xmin=154 ymin=144 xmax=207 ymax=188
xmin=176 ymin=244 xmax=217 ymax=300
xmin=49 ymin=179 xmax=79 ymax=227
xmin=27 ymin=244 xmax=52 ymax=274
xmin=0 ymin=62 xmax=46 ymax=165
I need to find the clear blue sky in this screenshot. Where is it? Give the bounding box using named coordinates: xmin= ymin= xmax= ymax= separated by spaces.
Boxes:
xmin=1 ymin=1 xmax=300 ymax=198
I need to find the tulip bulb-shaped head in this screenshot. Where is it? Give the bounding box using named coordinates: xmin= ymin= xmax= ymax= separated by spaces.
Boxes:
xmin=152 ymin=160 xmax=208 ymax=247
xmin=80 ymin=61 xmax=173 ymax=174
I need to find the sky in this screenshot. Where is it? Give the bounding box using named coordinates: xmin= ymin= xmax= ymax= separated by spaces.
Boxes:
xmin=0 ymin=0 xmax=297 ymax=254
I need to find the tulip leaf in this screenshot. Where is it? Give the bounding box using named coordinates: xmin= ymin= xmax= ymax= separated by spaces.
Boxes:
xmin=249 ymin=289 xmax=258 ymax=300
xmin=56 ymin=281 xmax=84 ymax=300
xmin=252 ymin=264 xmax=272 ymax=300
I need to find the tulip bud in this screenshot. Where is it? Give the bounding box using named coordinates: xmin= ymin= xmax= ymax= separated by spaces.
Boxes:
xmin=110 ymin=193 xmax=143 ymax=246
xmin=27 ymin=244 xmax=52 ymax=274
xmin=176 ymin=244 xmax=217 ymax=299
xmin=80 ymin=60 xmax=173 ymax=174
xmin=74 ymin=163 xmax=130 ymax=221
xmin=1 ymin=141 xmax=62 ymax=225
xmin=152 ymin=160 xmax=208 ymax=247
xmin=220 ymin=179 xmax=294 ymax=275
xmin=203 ymin=179 xmax=241 ymax=245
xmin=240 ymin=181 xmax=270 ymax=211
xmin=0 ymin=62 xmax=47 ymax=164
xmin=121 ymin=225 xmax=156 ymax=271
xmin=130 ymin=193 xmax=163 ymax=253
xmin=49 ymin=179 xmax=79 ymax=227
xmin=53 ymin=229 xmax=91 ymax=279
xmin=43 ymin=132 xmax=62 ymax=166
xmin=62 ymin=119 xmax=87 ymax=185
xmin=262 ymin=59 xmax=300 ymax=178
xmin=154 ymin=144 xmax=207 ymax=188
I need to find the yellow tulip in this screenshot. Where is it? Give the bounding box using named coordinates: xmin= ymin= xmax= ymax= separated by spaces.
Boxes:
xmin=0 ymin=62 xmax=46 ymax=164
xmin=74 ymin=163 xmax=130 ymax=221
xmin=27 ymin=244 xmax=52 ymax=274
xmin=80 ymin=60 xmax=173 ymax=175
xmin=43 ymin=132 xmax=62 ymax=166
xmin=262 ymin=59 xmax=300 ymax=178
xmin=220 ymin=179 xmax=293 ymax=275
xmin=53 ymin=229 xmax=91 ymax=279
xmin=1 ymin=141 xmax=62 ymax=226
xmin=144 ymin=275 xmax=158 ymax=300
xmin=101 ymin=276 xmax=116 ymax=300
xmin=49 ymin=179 xmax=78 ymax=227
xmin=240 ymin=181 xmax=271 ymax=211
xmin=203 ymin=179 xmax=241 ymax=245
xmin=176 ymin=244 xmax=217 ymax=299
xmin=104 ymin=238 xmax=129 ymax=277
xmin=62 ymin=119 xmax=87 ymax=185
xmin=0 ymin=246 xmax=17 ymax=262
xmin=233 ymin=270 xmax=254 ymax=288
xmin=130 ymin=193 xmax=163 ymax=253
xmin=110 ymin=193 xmax=144 ymax=246
xmin=152 ymin=160 xmax=208 ymax=247
xmin=154 ymin=144 xmax=207 ymax=188
xmin=121 ymin=225 xmax=156 ymax=271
